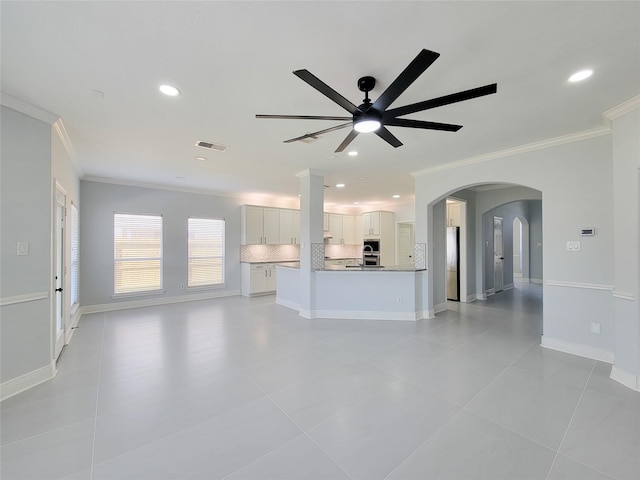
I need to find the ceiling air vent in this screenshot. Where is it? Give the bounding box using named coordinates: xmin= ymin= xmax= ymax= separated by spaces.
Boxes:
xmin=195 ymin=140 xmax=229 ymax=152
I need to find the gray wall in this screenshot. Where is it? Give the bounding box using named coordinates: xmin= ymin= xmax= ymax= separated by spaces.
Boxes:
xmin=481 ymin=200 xmax=542 ymax=293
xmin=79 ymin=181 xmax=243 ymax=307
xmin=0 ymin=106 xmax=52 ymax=383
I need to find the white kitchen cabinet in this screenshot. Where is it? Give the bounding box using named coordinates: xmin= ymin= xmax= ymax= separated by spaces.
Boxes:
xmin=363 ymin=212 xmax=381 ymax=236
xmin=241 ymin=263 xmax=277 ymax=296
xmin=327 ymin=213 xmax=357 ymax=244
xmin=279 ymin=209 xmax=300 ymax=244
xmin=328 ymin=214 xmax=343 ymax=245
xmin=446 ymin=203 xmax=461 ymax=227
xmin=241 ymin=205 xmax=280 ymax=244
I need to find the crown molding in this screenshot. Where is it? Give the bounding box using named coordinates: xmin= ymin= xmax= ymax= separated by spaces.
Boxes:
xmin=52 ymin=118 xmax=83 ymax=177
xmin=0 ymin=92 xmax=59 ymax=124
xmin=82 ymin=175 xmax=244 ymax=200
xmin=411 ymin=125 xmax=611 ymax=178
xmin=603 ymin=95 xmax=640 ymax=120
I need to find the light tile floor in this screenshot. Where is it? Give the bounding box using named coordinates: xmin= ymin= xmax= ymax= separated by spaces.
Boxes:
xmin=2 ymin=283 xmax=639 ymax=479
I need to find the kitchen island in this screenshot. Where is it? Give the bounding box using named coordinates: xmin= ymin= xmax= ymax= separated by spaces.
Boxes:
xmin=276 ymin=263 xmax=429 ymax=321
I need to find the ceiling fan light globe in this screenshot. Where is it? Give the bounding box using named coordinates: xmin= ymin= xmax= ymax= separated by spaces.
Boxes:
xmin=354 ymin=119 xmax=381 ymax=133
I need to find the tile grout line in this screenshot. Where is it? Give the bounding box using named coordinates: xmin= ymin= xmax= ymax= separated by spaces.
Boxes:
xmin=88 ymin=313 xmax=107 ymax=480
xmin=543 ymin=360 xmax=616 ymax=480
xmin=385 ymin=334 xmax=540 ymax=479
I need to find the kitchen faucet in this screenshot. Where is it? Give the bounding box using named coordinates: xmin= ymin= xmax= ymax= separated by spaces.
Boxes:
xmin=362 ymin=244 xmax=373 ymax=266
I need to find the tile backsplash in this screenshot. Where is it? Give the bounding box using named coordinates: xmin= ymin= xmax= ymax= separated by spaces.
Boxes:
xmin=240 ymin=243 xmax=362 ymax=263
xmin=240 ymin=244 xmax=300 ymax=262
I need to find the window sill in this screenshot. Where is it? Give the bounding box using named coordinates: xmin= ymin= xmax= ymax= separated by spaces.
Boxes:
xmin=187 ymin=284 xmax=226 ymax=292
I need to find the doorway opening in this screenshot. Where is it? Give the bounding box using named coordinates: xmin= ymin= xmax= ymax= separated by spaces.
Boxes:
xmin=445 ymin=198 xmax=467 ymax=302
xmin=54 ymin=185 xmax=66 ymax=361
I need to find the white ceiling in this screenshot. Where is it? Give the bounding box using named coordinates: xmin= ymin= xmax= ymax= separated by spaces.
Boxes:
xmin=2 ymin=1 xmax=639 ymax=211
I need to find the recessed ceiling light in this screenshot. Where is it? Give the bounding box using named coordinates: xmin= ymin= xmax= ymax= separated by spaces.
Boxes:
xmin=359 ymin=176 xmax=367 ymax=181
xmin=568 ymin=69 xmax=593 ymax=82
xmin=195 ymin=156 xmax=207 ymax=161
xmin=353 ymin=201 xmax=360 ymax=205
xmin=336 ymin=183 xmax=345 ymax=188
xmin=348 ymin=151 xmax=358 ymax=156
xmin=176 ymin=176 xmax=187 ymax=180
xmin=392 ymin=194 xmax=400 ymax=199
xmin=159 ymin=84 xmax=181 ymax=96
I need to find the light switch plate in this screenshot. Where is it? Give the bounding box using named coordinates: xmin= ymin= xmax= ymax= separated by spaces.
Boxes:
xmin=16 ymin=242 xmax=29 ymax=256
xmin=566 ymin=241 xmax=581 ymax=252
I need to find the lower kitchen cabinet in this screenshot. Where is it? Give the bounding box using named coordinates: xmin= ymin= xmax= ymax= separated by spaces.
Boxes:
xmin=241 ymin=263 xmax=277 ymax=296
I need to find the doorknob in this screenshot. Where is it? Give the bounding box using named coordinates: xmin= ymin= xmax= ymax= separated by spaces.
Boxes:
xmin=55 ymin=288 xmax=63 ymax=292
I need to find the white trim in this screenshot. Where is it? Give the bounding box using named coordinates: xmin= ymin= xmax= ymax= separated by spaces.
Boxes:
xmin=433 ymin=302 xmax=448 ymax=314
xmin=610 ymin=365 xmax=640 ymax=392
xmin=0 ymin=92 xmax=59 ymax=124
xmin=545 ymin=280 xmax=613 ymax=291
xmin=311 ymin=309 xmax=424 ymax=321
xmin=275 ymin=297 xmax=300 ymax=311
xmin=0 ymin=361 xmax=57 ymax=402
xmin=485 ymin=288 xmax=495 ymax=297
xmin=504 ymin=283 xmax=514 ymax=291
xmin=52 ymin=118 xmax=82 ymax=177
xmin=530 ymin=278 xmax=543 ymax=285
xmin=603 ymin=95 xmax=640 ymax=120
xmin=411 ymin=126 xmax=610 ymax=177
xmin=0 ymin=291 xmax=49 ymax=307
xmin=541 ymin=336 xmax=614 ymax=364
xmin=612 ymin=290 xmax=636 ymax=301
xmin=80 ymin=289 xmax=240 ymax=314
xmin=465 ymin=294 xmax=479 ymax=303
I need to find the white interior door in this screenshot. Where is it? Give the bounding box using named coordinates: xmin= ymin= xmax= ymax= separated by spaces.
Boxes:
xmin=54 ymin=189 xmax=66 ymax=359
xmin=493 ymin=216 xmax=504 ymax=293
xmin=397 ymin=223 xmax=414 ymax=265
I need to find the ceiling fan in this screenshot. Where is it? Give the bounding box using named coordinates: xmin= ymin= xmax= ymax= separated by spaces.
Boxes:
xmin=256 ymin=49 xmax=497 ymax=153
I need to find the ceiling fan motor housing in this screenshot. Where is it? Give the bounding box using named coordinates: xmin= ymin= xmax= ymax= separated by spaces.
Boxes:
xmin=357 ymin=76 xmax=376 ymax=93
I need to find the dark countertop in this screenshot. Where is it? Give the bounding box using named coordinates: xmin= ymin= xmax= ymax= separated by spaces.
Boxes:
xmin=319 ymin=265 xmax=426 ymax=272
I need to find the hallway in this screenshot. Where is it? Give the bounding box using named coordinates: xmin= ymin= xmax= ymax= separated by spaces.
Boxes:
xmin=2 ymin=284 xmax=639 ymax=479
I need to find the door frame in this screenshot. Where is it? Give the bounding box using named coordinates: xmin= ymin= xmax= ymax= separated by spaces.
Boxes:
xmin=446 ymin=197 xmax=468 ymax=303
xmin=493 ymin=215 xmax=504 ymax=293
xmin=53 ymin=182 xmax=67 ymax=361
xmin=396 ymin=222 xmax=415 ymax=266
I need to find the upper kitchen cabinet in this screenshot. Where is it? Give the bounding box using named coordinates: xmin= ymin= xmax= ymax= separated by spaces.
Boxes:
xmin=363 ymin=211 xmax=393 ymax=238
xmin=279 ymin=209 xmax=300 ymax=244
xmin=446 ymin=202 xmax=461 ymax=227
xmin=327 ymin=213 xmax=357 ymax=245
xmin=241 ymin=205 xmax=280 ymax=244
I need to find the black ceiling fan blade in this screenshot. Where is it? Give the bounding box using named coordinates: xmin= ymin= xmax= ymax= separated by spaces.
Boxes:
xmin=375 ymin=126 xmax=403 ymax=148
xmin=283 ymin=122 xmax=353 ymax=143
xmin=256 ymin=114 xmax=352 ymax=121
xmin=384 ymin=118 xmax=462 ymax=132
xmin=334 ymin=129 xmax=359 ymax=153
xmin=385 ymin=83 xmax=497 ymax=118
xmin=293 ymin=69 xmax=359 ymax=114
xmin=372 ymin=49 xmax=440 ymax=112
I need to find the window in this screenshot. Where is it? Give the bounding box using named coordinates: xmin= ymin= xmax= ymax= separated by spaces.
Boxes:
xmin=188 ymin=217 xmax=225 ymax=287
xmin=114 ymin=213 xmax=163 ymax=295
xmin=70 ymin=203 xmax=79 ymax=307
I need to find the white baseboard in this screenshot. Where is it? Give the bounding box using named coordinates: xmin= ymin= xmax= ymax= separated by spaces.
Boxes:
xmin=433 ymin=302 xmax=448 ymax=314
xmin=312 ymin=309 xmax=423 ymax=321
xmin=275 ymin=297 xmax=299 ymax=311
xmin=610 ymin=365 xmax=640 ymax=392
xmin=530 ymin=278 xmax=543 ymax=284
xmin=466 ymin=294 xmax=478 ymax=303
xmin=1 ymin=361 xmax=56 ymax=402
xmin=80 ymin=289 xmax=241 ymax=314
xmin=504 ymin=283 xmax=514 ymax=291
xmin=541 ymin=336 xmax=615 ymax=364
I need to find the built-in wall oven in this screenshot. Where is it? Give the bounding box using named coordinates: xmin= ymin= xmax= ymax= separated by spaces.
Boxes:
xmin=363 ymin=239 xmax=381 ymax=266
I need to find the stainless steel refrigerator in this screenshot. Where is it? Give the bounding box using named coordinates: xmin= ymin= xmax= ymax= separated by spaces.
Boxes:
xmin=446 ymin=227 xmax=460 ymax=301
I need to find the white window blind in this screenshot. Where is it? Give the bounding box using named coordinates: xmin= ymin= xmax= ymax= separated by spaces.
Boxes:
xmin=114 ymin=213 xmax=163 ymax=295
xmin=188 ymin=217 xmax=225 ymax=287
xmin=70 ymin=204 xmax=79 ymax=306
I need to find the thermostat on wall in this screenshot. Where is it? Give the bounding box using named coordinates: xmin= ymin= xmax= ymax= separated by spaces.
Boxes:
xmin=580 ymin=227 xmax=595 ymax=236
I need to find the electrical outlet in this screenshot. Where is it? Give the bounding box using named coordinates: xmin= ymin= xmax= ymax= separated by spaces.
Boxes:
xmin=180 ymin=283 xmax=185 ymax=289
xmin=591 ymin=322 xmax=601 ymax=334
xmin=396 ymin=296 xmax=402 ymax=303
